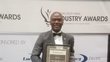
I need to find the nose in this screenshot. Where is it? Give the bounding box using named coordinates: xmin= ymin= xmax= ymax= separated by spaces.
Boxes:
xmin=54 ymin=20 xmax=59 ymax=23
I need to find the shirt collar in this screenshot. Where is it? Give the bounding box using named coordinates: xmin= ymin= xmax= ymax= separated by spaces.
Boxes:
xmin=52 ymin=30 xmax=62 ymax=34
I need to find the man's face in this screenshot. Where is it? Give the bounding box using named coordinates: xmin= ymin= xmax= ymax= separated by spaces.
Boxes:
xmin=50 ymin=12 xmax=63 ymax=32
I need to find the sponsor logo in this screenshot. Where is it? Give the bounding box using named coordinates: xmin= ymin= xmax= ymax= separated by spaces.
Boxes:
xmin=23 ymin=57 xmax=31 ymax=61
xmin=71 ymin=54 xmax=101 ymax=62
xmin=23 ymin=53 xmax=31 ymax=61
xmin=80 ymin=54 xmax=88 ymax=62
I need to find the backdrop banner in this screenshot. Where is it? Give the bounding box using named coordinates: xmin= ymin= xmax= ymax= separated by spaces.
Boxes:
xmin=0 ymin=34 xmax=108 ymax=62
xmin=0 ymin=1 xmax=110 ymax=33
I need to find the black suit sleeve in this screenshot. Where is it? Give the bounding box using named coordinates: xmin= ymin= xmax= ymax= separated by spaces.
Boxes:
xmin=31 ymin=33 xmax=44 ymax=62
xmin=69 ymin=35 xmax=74 ymax=56
xmin=70 ymin=37 xmax=75 ymax=62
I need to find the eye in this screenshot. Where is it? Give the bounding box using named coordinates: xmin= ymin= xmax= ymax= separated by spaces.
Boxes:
xmin=52 ymin=19 xmax=56 ymax=21
xmin=51 ymin=18 xmax=63 ymax=23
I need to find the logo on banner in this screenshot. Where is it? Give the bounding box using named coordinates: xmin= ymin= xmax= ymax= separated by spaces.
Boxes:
xmin=40 ymin=8 xmax=51 ymax=26
xmin=80 ymin=54 xmax=88 ymax=62
xmin=40 ymin=8 xmax=109 ymax=25
xmin=71 ymin=54 xmax=88 ymax=62
xmin=23 ymin=53 xmax=31 ymax=61
xmin=71 ymin=54 xmax=101 ymax=62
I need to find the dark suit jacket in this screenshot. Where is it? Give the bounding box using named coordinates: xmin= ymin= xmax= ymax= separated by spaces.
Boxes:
xmin=31 ymin=30 xmax=74 ymax=62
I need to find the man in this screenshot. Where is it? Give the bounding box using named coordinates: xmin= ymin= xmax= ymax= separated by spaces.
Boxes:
xmin=31 ymin=11 xmax=74 ymax=62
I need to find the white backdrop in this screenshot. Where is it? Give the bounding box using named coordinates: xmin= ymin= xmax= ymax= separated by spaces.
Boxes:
xmin=0 ymin=34 xmax=108 ymax=62
xmin=0 ymin=1 xmax=110 ymax=33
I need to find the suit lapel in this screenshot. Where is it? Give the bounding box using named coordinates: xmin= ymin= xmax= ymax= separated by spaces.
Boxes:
xmin=62 ymin=33 xmax=67 ymax=45
xmin=48 ymin=31 xmax=55 ymax=44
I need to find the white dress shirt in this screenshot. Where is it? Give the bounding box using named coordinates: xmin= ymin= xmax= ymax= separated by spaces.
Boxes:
xmin=52 ymin=31 xmax=63 ymax=45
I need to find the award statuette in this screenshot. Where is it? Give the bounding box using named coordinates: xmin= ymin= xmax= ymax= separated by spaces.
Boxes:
xmin=46 ymin=44 xmax=70 ymax=62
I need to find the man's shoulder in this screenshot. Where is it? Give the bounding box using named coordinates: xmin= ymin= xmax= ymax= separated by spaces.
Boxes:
xmin=63 ymin=32 xmax=73 ymax=38
xmin=39 ymin=30 xmax=51 ymax=36
xmin=63 ymin=33 xmax=74 ymax=41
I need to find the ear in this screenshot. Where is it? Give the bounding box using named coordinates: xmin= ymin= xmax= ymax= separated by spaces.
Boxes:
xmin=62 ymin=20 xmax=64 ymax=25
xmin=49 ymin=21 xmax=51 ymax=24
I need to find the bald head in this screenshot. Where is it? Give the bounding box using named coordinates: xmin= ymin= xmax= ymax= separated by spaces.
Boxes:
xmin=50 ymin=12 xmax=63 ymax=19
xmin=50 ymin=12 xmax=64 ymax=32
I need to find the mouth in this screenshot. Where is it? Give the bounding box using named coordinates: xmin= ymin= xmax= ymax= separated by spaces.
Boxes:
xmin=53 ymin=24 xmax=60 ymax=28
xmin=54 ymin=27 xmax=59 ymax=30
